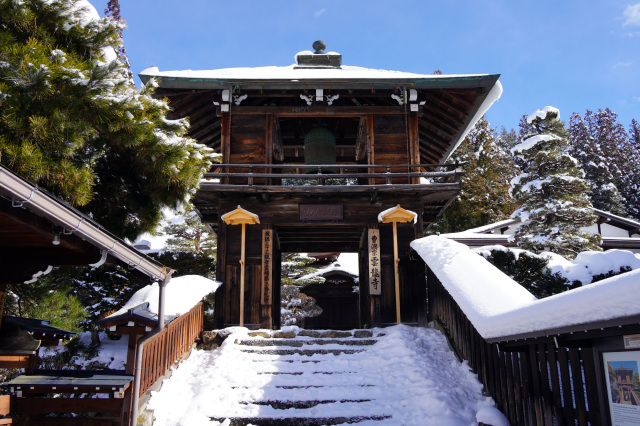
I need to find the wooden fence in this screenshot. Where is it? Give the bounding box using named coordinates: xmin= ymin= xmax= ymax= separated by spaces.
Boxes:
xmin=427 ymin=268 xmax=605 ymax=426
xmin=138 ymin=302 xmax=204 ymax=396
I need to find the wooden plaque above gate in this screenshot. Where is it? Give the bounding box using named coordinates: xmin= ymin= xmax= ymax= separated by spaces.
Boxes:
xmin=299 ymin=204 xmax=343 ymax=222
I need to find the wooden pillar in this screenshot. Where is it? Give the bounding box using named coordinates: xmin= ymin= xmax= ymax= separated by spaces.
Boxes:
xmin=261 ymin=226 xmax=274 ymax=329
xmin=392 ymin=222 xmax=401 ymax=325
xmin=216 ymin=222 xmax=227 ymax=283
xmin=239 ymin=223 xmax=246 ymax=327
xmin=0 ymin=284 xmax=6 ymax=330
xmin=407 ymin=111 xmax=420 ymax=184
xmin=265 ymin=116 xmax=273 ymax=186
xmin=366 ymin=114 xmax=375 ymax=185
xmin=125 ymin=332 xmax=144 ymax=375
xmin=221 ymin=113 xmax=231 ymax=183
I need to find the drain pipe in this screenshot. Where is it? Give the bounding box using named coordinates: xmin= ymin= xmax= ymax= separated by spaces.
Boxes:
xmin=130 ymin=273 xmax=172 ymax=425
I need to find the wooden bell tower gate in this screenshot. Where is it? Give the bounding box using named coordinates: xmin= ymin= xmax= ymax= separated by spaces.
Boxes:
xmin=144 ymin=41 xmax=501 ymax=329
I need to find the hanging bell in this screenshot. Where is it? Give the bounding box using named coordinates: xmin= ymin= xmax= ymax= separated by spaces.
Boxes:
xmin=304 ymin=127 xmax=336 ymax=174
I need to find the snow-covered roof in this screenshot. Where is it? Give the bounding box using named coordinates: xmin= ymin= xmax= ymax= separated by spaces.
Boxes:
xmin=443 ymin=208 xmax=640 ymax=248
xmin=298 ymin=258 xmax=359 ymax=283
xmin=443 ymin=218 xmax=518 ymax=236
xmin=105 ymin=275 xmax=221 ymax=326
xmin=140 ymin=64 xmax=495 ymax=85
xmin=411 ymin=236 xmax=640 ymax=340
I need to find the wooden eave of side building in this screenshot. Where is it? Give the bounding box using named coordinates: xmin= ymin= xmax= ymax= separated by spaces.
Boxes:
xmin=0 ymin=164 xmax=170 ymax=285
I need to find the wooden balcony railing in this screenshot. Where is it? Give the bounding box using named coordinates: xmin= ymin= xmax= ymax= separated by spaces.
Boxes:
xmin=203 ymin=163 xmax=463 ymax=186
xmin=138 ymin=302 xmax=204 ymax=396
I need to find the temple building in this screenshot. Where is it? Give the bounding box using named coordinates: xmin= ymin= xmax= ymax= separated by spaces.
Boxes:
xmin=141 ymin=41 xmax=501 ymax=329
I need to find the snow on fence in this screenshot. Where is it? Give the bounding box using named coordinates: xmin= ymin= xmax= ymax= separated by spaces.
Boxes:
xmin=412 ymin=236 xmax=640 ymax=426
xmin=139 ymin=301 xmax=204 ymax=397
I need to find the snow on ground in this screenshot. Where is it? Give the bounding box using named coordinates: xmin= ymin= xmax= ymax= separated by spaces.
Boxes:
xmin=39 ymin=331 xmax=128 ymax=370
xmin=108 ymin=275 xmax=220 ymax=323
xmin=147 ymin=325 xmax=505 ymax=426
xmin=412 ymin=236 xmax=640 ymax=339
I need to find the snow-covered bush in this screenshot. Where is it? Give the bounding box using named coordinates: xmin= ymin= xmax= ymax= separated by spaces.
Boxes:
xmin=478 ymin=248 xmax=578 ymax=297
xmin=477 ymin=245 xmax=640 ymax=297
xmin=280 ymin=285 xmax=322 ymax=327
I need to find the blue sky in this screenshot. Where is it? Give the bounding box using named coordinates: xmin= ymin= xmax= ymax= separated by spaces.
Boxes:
xmin=89 ymin=0 xmax=640 ymax=132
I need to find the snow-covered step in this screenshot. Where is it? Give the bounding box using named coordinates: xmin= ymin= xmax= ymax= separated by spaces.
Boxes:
xmin=226 ymin=372 xmax=378 ymax=387
xmin=148 ymin=326 xmax=501 ymax=425
xmin=203 ymin=384 xmax=383 ymax=402
xmin=240 ymin=399 xmax=373 ymax=409
xmin=208 ymin=414 xmax=392 ymax=425
xmin=239 ymin=348 xmax=366 ymax=356
xmin=236 ymin=338 xmax=378 ymax=347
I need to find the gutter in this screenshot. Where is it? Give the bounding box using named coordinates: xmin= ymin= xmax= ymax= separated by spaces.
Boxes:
xmin=130 ymin=273 xmax=172 ymax=426
xmin=0 ymin=164 xmax=171 ymax=282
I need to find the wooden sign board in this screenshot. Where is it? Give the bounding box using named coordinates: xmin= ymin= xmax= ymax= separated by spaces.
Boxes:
xmin=602 ymin=350 xmax=640 ymax=425
xmin=368 ymin=229 xmax=381 ymax=295
xmin=299 ymin=204 xmax=343 ymax=222
xmin=624 ymin=334 xmax=640 ymax=349
xmin=261 ymin=229 xmax=273 ymax=305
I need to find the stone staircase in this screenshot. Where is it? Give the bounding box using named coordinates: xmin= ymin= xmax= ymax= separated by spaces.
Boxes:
xmin=207 ymin=329 xmax=394 ymax=425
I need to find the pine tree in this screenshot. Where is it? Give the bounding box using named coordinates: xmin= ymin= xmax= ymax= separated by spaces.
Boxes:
xmin=0 ymin=0 xmax=216 ymax=239
xmin=568 ymin=111 xmax=628 ymax=216
xmin=510 ymin=107 xmax=601 ymax=258
xmin=281 ymin=253 xmax=324 ymax=286
xmin=568 ymin=109 xmax=640 ymax=218
xmin=434 ymin=117 xmax=519 ymax=233
xmin=152 ymin=204 xmax=217 ymax=280
xmin=630 ymin=119 xmax=640 ymax=149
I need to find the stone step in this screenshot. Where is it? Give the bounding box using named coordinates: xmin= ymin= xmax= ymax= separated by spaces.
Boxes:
xmin=257 ymin=371 xmax=357 ymax=376
xmin=209 ymin=415 xmax=392 ymax=425
xmin=227 ymin=384 xmax=381 ymax=402
xmin=239 ymin=399 xmax=373 ymax=409
xmin=232 ymin=384 xmax=376 ymax=390
xmin=236 ymin=339 xmax=378 ymax=347
xmin=239 ymin=348 xmax=365 ymax=356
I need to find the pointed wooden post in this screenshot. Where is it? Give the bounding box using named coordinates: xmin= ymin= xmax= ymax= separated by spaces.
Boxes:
xmin=379 ymin=205 xmax=417 ymax=325
xmin=221 ymin=206 xmax=260 ymax=327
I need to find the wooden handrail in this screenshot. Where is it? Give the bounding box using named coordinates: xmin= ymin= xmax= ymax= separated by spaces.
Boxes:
xmin=138 ymin=302 xmax=204 ymax=396
xmin=425 ymin=266 xmax=602 ymax=425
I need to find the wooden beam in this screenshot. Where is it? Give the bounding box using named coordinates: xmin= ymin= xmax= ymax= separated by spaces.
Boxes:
xmin=218 ymin=105 xmax=415 ymax=117
xmin=272 ymin=116 xmax=284 ymax=161
xmin=265 ymin=115 xmax=274 ymax=168
xmin=355 ymin=117 xmax=367 ymax=161
xmin=0 ymin=284 xmax=5 ymax=329
xmin=366 ymin=115 xmax=375 ymax=185
xmin=221 ymin=113 xmax=231 ymax=177
xmin=408 ymin=112 xmax=420 ymax=184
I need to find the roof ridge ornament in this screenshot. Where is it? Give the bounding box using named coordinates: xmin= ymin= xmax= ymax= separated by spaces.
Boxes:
xmin=295 ymin=41 xmax=342 ymax=69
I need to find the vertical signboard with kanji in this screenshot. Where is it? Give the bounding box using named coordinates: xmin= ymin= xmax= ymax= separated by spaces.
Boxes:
xmin=262 ymin=229 xmax=272 ymax=305
xmin=368 ymin=228 xmax=381 ymax=295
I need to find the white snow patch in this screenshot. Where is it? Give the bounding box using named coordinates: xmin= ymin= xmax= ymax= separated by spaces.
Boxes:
xmin=410 ymin=236 xmax=537 ymax=333
xmin=412 ymin=236 xmax=640 ymax=339
xmin=526 ymin=106 xmax=560 ymax=123
xmin=448 ymin=80 xmax=503 ymax=159
xmin=511 ymin=134 xmax=561 ymax=154
xmin=546 ymin=249 xmax=640 ymax=283
xmin=107 ymin=275 xmax=220 ymax=324
xmin=140 ymin=64 xmax=492 ymax=82
xmin=377 ymin=206 xmax=418 ymax=223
